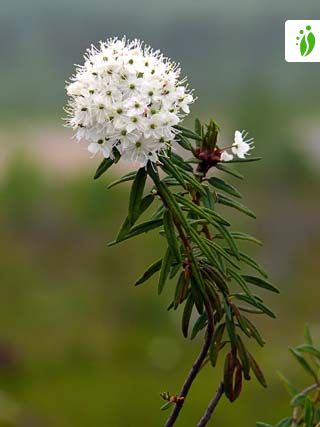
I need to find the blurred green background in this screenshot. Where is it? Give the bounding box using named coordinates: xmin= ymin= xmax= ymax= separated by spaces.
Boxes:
xmin=0 ymin=0 xmax=320 ymax=425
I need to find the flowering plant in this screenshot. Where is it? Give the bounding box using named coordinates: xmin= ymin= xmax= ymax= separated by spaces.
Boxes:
xmin=65 ymin=37 xmax=278 ymax=426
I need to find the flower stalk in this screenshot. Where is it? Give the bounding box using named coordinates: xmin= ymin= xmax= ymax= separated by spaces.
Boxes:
xmin=197 ymin=382 xmax=225 ymax=427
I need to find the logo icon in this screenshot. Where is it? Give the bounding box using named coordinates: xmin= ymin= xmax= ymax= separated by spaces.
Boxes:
xmin=296 ymin=25 xmax=316 ymax=57
xmin=285 ymin=20 xmax=320 ymax=62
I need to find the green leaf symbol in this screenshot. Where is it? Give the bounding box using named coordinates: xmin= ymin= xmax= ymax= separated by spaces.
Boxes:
xmin=300 ymin=31 xmax=316 ymax=57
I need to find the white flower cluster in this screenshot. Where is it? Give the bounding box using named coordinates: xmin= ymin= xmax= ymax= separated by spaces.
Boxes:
xmin=220 ymin=130 xmax=254 ymax=162
xmin=65 ymin=37 xmax=194 ymax=166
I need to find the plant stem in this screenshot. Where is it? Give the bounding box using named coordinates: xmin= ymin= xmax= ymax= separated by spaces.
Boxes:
xmin=164 ymin=299 xmax=214 ymax=427
xmin=147 ymin=164 xmax=216 ymax=426
xmin=197 ymin=382 xmax=224 ymax=427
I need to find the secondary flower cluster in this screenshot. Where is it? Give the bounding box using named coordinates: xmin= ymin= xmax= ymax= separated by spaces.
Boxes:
xmin=65 ymin=37 xmax=194 ymax=166
xmin=220 ymin=130 xmax=254 ymax=161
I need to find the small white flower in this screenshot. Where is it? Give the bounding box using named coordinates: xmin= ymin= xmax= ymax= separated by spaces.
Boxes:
xmin=117 ymin=129 xmax=140 ymax=146
xmin=65 ymin=37 xmax=194 ymax=168
xmin=179 ymin=94 xmax=194 ymax=114
xmin=88 ymin=141 xmax=111 ymax=158
xmin=220 ymin=151 xmax=234 ymax=162
xmin=67 ymin=81 xmax=85 ymax=96
xmin=232 ymin=130 xmax=254 ymax=159
xmin=121 ymin=137 xmax=162 ymax=166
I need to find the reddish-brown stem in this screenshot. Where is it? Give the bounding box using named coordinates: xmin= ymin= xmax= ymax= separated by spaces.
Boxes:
xmin=164 ymin=299 xmax=214 ymax=427
xmin=197 ymin=383 xmax=224 ymax=427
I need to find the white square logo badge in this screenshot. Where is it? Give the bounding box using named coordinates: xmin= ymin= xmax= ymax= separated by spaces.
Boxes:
xmin=285 ymin=20 xmax=319 ymax=62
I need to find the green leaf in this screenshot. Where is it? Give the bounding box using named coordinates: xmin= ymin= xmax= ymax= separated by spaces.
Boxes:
xmin=139 ymin=194 xmax=155 ymax=215
xmin=160 ymin=156 xmax=186 ymax=188
xmin=215 ymin=223 xmax=240 ymax=260
xmin=216 ymin=163 xmax=244 ymax=180
xmin=304 ymin=397 xmax=314 ymax=427
xmin=238 ymin=306 xmax=265 ymax=315
xmin=129 ymin=167 xmax=147 ymax=224
xmin=224 ymin=300 xmax=236 ymax=345
xmin=147 ymin=165 xmax=190 ymax=231
xmin=228 ymin=269 xmax=254 ymax=299
xmin=135 ymin=259 xmax=162 ymax=286
xmin=115 ymin=215 xmax=132 ymax=241
xmin=291 ymin=391 xmax=307 ymax=407
xmin=170 ymin=152 xmax=193 ymax=172
xmin=276 ymin=418 xmax=292 ymax=427
xmin=158 ymin=247 xmax=173 ymax=295
xmin=295 ymin=344 xmax=320 ymax=361
xmin=206 ymin=283 xmax=223 ymax=319
xmin=225 ymin=249 xmax=267 ymax=277
xmin=151 ymin=204 xmax=165 ymax=220
xmin=191 ymin=312 xmax=207 ymax=340
xmin=178 ymin=169 xmax=207 ymax=195
xmin=205 ymin=239 xmax=239 ymax=269
xmin=114 ymin=194 xmax=155 ymax=243
xmin=163 ymin=156 xmax=205 ymax=195
xmin=209 ymin=323 xmax=225 ymax=367
xmin=93 ymin=157 xmax=114 ymax=180
xmin=162 ymin=177 xmax=180 ymax=187
xmin=234 ymin=294 xmax=276 ymax=319
xmin=195 ymin=118 xmax=202 ymax=136
xmin=202 ymin=185 xmax=216 ymax=210
xmin=170 ymin=263 xmax=181 ymax=280
xmin=108 ymin=218 xmax=163 ymax=246
xmin=107 ymin=171 xmax=137 ymax=189
xmin=175 ymin=134 xmax=193 ymax=151
xmin=175 ymin=125 xmax=203 ymax=141
xmin=242 ymin=275 xmax=279 ymax=293
xmin=289 ymin=348 xmax=318 ymax=382
xmin=190 ymin=276 xmax=204 ymax=314
xmin=175 ymin=194 xmax=230 ymax=226
xmin=278 ymin=372 xmax=299 ymax=397
xmin=202 ymin=265 xmax=229 ymax=295
xmin=236 ymin=335 xmax=251 ymax=380
xmin=224 ymin=157 xmax=262 ymax=164
xmin=208 ymin=177 xmax=242 ymax=198
xmin=232 ymin=304 xmax=252 ymax=338
xmin=256 ymin=423 xmax=273 ymax=427
xmin=189 ymin=230 xmax=216 ymax=267
xmin=161 ymin=401 xmax=173 ymax=411
xmin=174 ymin=272 xmax=188 ymax=308
xmin=217 ymin=193 xmax=256 ymax=218
xmin=158 ymin=184 xmax=189 ymax=230
xmin=216 ymin=231 xmax=263 ymax=246
xmin=182 ymin=294 xmax=194 ymax=338
xmin=241 ymin=315 xmax=265 ymax=346
xmin=237 ymin=253 xmax=268 ymax=278
xmin=304 ymin=324 xmax=313 ymax=346
xmin=248 ymin=352 xmax=267 ymax=387
xmin=163 ymin=209 xmax=181 ymax=262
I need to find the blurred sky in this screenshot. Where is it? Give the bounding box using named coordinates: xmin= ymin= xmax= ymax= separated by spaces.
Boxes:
xmin=0 ymin=1 xmax=320 ymax=426
xmin=1 ymin=0 xmax=319 ymax=116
